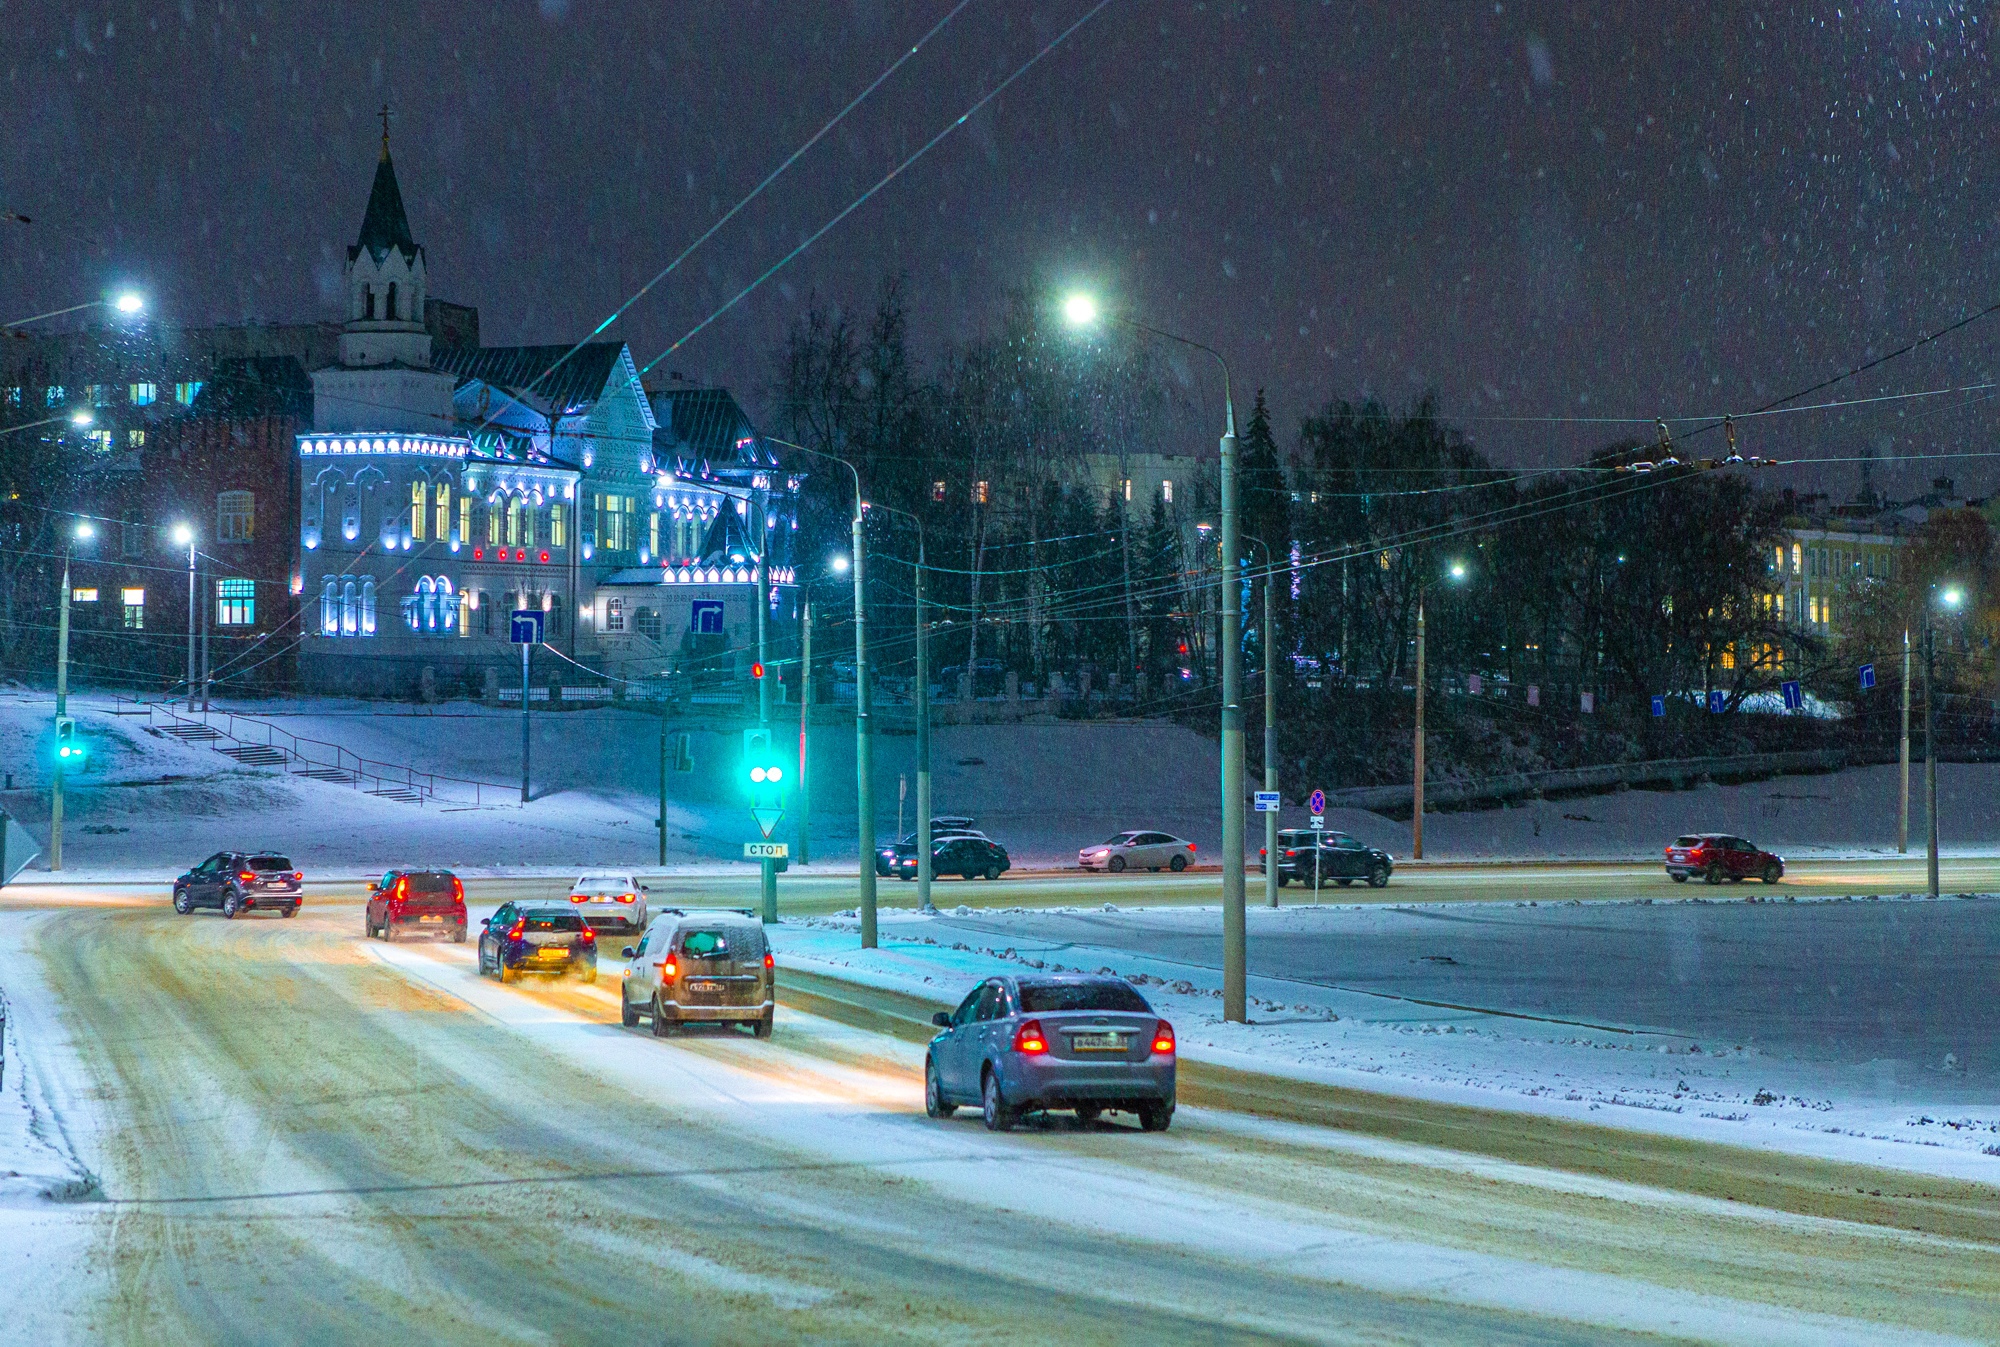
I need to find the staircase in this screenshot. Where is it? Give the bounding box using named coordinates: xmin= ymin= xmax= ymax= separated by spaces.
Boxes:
xmin=218 ymin=744 xmax=290 ymax=767
xmin=157 ymin=723 xmax=223 ymax=743
xmin=292 ymin=765 xmax=360 ymax=785
xmin=366 ymin=785 xmax=426 ymax=804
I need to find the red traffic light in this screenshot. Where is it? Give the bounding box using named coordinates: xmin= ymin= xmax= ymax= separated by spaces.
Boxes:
xmin=751 ymin=661 xmax=766 ymax=679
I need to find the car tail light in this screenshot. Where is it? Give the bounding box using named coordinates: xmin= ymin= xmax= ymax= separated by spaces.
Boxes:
xmin=395 ymin=877 xmax=408 ymax=899
xmin=1152 ymin=1020 xmax=1176 ymax=1055
xmin=1283 ymin=849 xmax=1297 ymax=858
xmin=577 ymin=928 xmax=595 ymax=945
xmin=569 ymin=893 xmax=588 ymax=903
xmin=657 ymin=958 xmax=678 ymax=978
xmin=293 ymin=872 xmax=303 ymax=882
xmin=451 ymin=877 xmax=464 ymax=901
xmin=507 ymin=919 xmax=525 ymax=940
xmin=237 ymin=871 xmax=255 ymax=882
xmin=1013 ymin=1019 xmax=1048 ymax=1055
xmin=763 ymin=952 xmax=774 ymax=971
xmin=1187 ymin=843 xmax=1196 ymax=851
xmin=1258 ymin=848 xmax=1266 ymax=859
xmin=615 ymin=892 xmax=635 ymax=904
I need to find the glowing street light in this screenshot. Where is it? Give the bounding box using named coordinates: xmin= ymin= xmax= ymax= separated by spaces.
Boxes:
xmin=1449 ymin=560 xmax=1469 ymax=581
xmin=829 ymin=554 xmax=850 ymax=574
xmin=69 ymin=410 xmax=93 ymax=428
xmin=1061 ymin=292 xmax=1100 ymax=327
xmin=113 ymin=291 xmax=145 ymax=314
xmin=1940 ymin=586 xmax=1964 ymax=609
xmin=74 ymin=521 xmax=95 ymax=541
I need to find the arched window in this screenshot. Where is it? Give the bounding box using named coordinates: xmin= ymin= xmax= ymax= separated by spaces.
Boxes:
xmin=365 ymin=286 xmax=377 ymax=321
xmin=341 ymin=580 xmax=357 ymax=635
xmin=321 ymin=580 xmax=338 ymax=635
xmin=386 ymin=281 xmax=399 ymax=321
xmin=437 ymin=577 xmax=457 ymax=632
xmin=360 ymin=579 xmax=377 ymax=635
xmin=217 ymin=491 xmax=254 ymax=542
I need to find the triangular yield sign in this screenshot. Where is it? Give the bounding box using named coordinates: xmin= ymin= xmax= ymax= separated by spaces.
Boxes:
xmin=752 ymin=807 xmax=785 ymax=838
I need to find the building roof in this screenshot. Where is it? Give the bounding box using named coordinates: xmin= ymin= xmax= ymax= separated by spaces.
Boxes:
xmin=434 ymin=343 xmax=630 ymax=417
xmin=190 ymin=356 xmax=313 ymax=418
xmin=651 ymin=386 xmax=772 ymax=470
xmin=351 ymin=149 xmax=418 ymax=263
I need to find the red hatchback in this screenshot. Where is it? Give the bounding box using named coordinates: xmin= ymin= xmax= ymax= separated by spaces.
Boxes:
xmin=1664 ymin=834 xmax=1785 ymax=885
xmin=365 ymin=869 xmax=469 ymax=941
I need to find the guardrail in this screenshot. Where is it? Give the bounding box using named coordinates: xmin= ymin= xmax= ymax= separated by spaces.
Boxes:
xmin=144 ymin=704 xmax=516 ymax=808
xmin=1325 ymin=748 xmax=1861 ymax=815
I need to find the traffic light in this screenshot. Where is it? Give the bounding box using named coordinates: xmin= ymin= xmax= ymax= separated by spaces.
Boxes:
xmin=54 ymin=716 xmax=85 ymax=765
xmin=750 ymin=660 xmax=766 ymax=680
xmin=742 ymin=727 xmax=786 ymax=793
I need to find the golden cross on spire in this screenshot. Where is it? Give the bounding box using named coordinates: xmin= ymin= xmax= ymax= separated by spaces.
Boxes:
xmin=378 ymin=103 xmax=393 ymax=159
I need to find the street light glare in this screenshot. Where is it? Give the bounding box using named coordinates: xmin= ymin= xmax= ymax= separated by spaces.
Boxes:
xmin=171 ymin=523 xmax=194 ymax=546
xmin=1449 ymin=561 xmax=1468 ymax=580
xmin=1941 ymin=587 xmax=1965 ymax=608
xmin=69 ymin=410 xmax=93 ymax=427
xmin=1061 ymin=293 xmax=1099 ymax=327
xmin=113 ymin=291 xmax=144 ymax=314
xmin=74 ymin=521 xmax=95 ymax=540
xmin=830 ymin=554 xmax=850 ymax=574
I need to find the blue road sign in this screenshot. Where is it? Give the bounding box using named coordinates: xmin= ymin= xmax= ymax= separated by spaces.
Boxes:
xmin=1253 ymin=790 xmax=1281 ymax=812
xmin=509 ymin=610 xmax=544 ymax=645
xmin=1781 ymin=679 xmax=1804 ymax=711
xmin=1859 ymin=663 xmax=1876 ymax=690
xmin=1307 ymin=788 xmax=1326 ymax=815
xmin=1707 ymin=689 xmax=1726 ymax=714
xmin=692 ymin=599 xmax=725 ymax=635
xmin=1650 ymin=695 xmax=1666 ymax=718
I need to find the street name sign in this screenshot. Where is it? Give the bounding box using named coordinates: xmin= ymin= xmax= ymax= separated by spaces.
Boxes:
xmin=743 ymin=841 xmax=788 ymax=859
xmin=1253 ymin=791 xmax=1281 ymax=812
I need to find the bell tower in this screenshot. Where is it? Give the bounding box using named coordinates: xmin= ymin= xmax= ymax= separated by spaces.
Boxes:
xmin=338 ymin=108 xmax=432 ymax=369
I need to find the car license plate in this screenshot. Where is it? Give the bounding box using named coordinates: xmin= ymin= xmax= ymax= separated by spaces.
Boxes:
xmin=1071 ymin=1032 xmax=1128 ymax=1052
xmin=419 ymin=915 xmax=441 ymax=923
xmin=689 ymin=980 xmax=723 ymax=993
xmin=536 ymin=946 xmax=567 ymax=958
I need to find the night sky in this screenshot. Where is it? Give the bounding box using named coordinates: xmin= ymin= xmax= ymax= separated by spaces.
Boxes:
xmin=4 ymin=2 xmax=1997 ymax=498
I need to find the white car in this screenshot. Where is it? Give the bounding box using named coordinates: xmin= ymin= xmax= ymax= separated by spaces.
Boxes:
xmin=1078 ymin=831 xmax=1197 ymax=873
xmin=568 ymin=873 xmax=650 ymax=935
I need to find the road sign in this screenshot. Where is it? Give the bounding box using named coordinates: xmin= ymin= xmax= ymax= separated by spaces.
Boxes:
xmin=1253 ymin=790 xmax=1281 ymax=812
xmin=1858 ymin=663 xmax=1876 ymax=690
xmin=751 ymin=807 xmax=785 ymax=838
xmin=509 ymin=610 xmax=544 ymax=645
xmin=743 ymin=841 xmax=788 ymax=859
xmin=1467 ymin=673 xmax=1482 ymax=695
xmin=1307 ymin=788 xmax=1326 ymax=815
xmin=1650 ymin=695 xmax=1666 ymax=718
xmin=1309 ymin=815 xmax=1325 ymax=830
xmin=1706 ymin=689 xmax=1726 ymax=714
xmin=1781 ymin=679 xmax=1804 ymax=711
xmin=692 ymin=599 xmax=724 ymax=635
xmin=1579 ymin=691 xmax=1594 ymax=714
xmin=1527 ymin=684 xmax=1540 ymax=707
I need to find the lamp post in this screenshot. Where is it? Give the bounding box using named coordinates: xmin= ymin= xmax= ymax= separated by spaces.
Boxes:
xmin=1065 ymin=292 xmax=1245 ymax=1022
xmin=766 ymin=437 xmax=879 ymax=947
xmin=1924 ymin=585 xmax=1964 ymax=899
xmin=1899 ymin=626 xmax=1911 ymax=855
xmin=1246 ymin=537 xmax=1280 ymax=909
xmin=1412 ymin=559 xmax=1470 ymax=861
xmin=50 ymin=518 xmax=95 ymax=872
xmin=3 ymin=290 xmax=144 ymax=330
xmin=868 ymin=501 xmax=932 ymax=915
xmin=753 ymin=486 xmax=777 ymax=924
xmin=172 ymin=524 xmax=196 ymax=711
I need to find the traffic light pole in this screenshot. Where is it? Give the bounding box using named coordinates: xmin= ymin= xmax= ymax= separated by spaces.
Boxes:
xmin=51 ymin=547 xmax=73 ymax=872
xmin=853 ymin=506 xmax=877 ymax=948
xmin=519 ymin=640 xmax=531 ymax=804
xmin=915 ymin=533 xmax=932 ymax=915
xmin=797 ymin=597 xmax=811 ymax=866
xmin=657 ymin=702 xmax=669 ymax=868
xmin=756 ymin=491 xmax=777 ymax=925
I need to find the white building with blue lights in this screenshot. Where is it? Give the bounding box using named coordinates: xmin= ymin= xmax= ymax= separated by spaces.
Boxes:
xmin=297 ymin=137 xmax=798 ymax=698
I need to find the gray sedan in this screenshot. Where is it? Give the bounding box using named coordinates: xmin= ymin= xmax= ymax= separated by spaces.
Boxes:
xmin=1078 ymin=831 xmax=1197 ymax=873
xmin=924 ymin=974 xmax=1176 ymax=1131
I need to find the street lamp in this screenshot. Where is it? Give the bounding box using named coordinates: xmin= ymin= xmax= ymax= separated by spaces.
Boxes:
xmin=3 ymin=290 xmax=144 ymax=330
xmin=171 ymin=524 xmax=197 ymax=711
xmin=764 ymin=436 xmax=880 ymax=948
xmin=1066 ymin=290 xmax=1247 ymax=1023
xmin=793 ymin=551 xmax=854 ymax=869
xmin=1412 ymin=559 xmax=1472 ymax=861
xmin=864 ymin=500 xmax=935 ymax=916
xmin=51 ymin=518 xmax=97 ymax=871
xmin=1245 ymin=536 xmax=1282 ymax=910
xmin=1923 ymin=583 xmax=1966 ymax=898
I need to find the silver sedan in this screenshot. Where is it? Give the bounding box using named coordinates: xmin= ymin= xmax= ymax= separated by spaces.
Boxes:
xmin=1078 ymin=831 xmax=1197 ymax=873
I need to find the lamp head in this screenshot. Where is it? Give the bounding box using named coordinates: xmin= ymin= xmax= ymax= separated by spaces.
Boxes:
xmin=829 ymin=554 xmax=850 ymax=574
xmin=171 ymin=523 xmax=194 ymax=546
xmin=1448 ymin=561 xmax=1468 ymax=581
xmin=73 ymin=521 xmax=95 ymax=541
xmin=112 ymin=291 xmax=145 ymax=315
xmin=1940 ymin=586 xmax=1965 ymax=609
xmin=1061 ymin=292 xmax=1100 ymax=328
xmin=69 ymin=410 xmax=93 ymax=427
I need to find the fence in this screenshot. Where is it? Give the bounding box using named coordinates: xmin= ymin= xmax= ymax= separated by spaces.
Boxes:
xmin=1325 ymin=748 xmax=1861 ymax=816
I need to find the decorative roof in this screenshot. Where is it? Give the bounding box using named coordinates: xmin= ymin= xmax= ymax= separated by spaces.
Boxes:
xmin=351 ymin=150 xmax=418 ymax=263
xmin=650 ymin=386 xmax=771 ymax=470
xmin=435 ymin=343 xmax=632 ymax=417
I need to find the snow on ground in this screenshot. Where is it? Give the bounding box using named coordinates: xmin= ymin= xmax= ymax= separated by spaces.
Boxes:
xmin=6 ymin=688 xmax=2000 ymax=878
xmin=769 ymin=897 xmax=2000 ymax=1182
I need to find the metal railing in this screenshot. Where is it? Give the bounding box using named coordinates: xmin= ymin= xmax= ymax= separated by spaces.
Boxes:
xmin=144 ymin=703 xmax=516 ymax=807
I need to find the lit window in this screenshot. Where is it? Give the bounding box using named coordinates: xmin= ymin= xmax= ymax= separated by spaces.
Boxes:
xmin=45 ymin=386 xmax=65 ymax=407
xmin=173 ymin=381 xmax=204 ymax=406
xmin=3 ymin=387 xmax=19 ymax=408
xmin=128 ymin=429 xmax=145 ymax=449
xmin=649 ymin=511 xmax=660 ymax=558
xmin=71 ymin=587 xmax=99 ymax=603
xmin=411 ymin=481 xmax=427 ymax=542
xmin=459 ymin=494 xmax=471 ymax=545
xmin=1161 ymin=479 xmax=1173 ymax=503
xmin=86 ymin=429 xmax=114 ymax=453
xmin=931 ymin=481 xmax=946 ymax=503
xmin=434 ymin=482 xmax=450 ymax=540
xmin=975 ymin=480 xmax=990 ymax=506
xmin=605 ymin=597 xmax=625 ymax=631
xmin=122 ymin=587 xmax=145 ymax=629
xmin=217 ymin=490 xmax=254 ymax=542
xmin=84 ymin=384 xmax=110 ymax=407
xmin=216 ymin=577 xmax=255 ymax=626
xmin=129 ymin=382 xmax=157 ymax=406
xmin=507 ymin=498 xmax=522 ymax=548
xmin=1791 ymin=542 xmax=1801 ymax=575
xmin=551 ymin=502 xmax=566 ymax=548
xmin=1122 ymin=478 xmax=1132 ymax=502
xmin=487 ymin=500 xmax=503 ymax=546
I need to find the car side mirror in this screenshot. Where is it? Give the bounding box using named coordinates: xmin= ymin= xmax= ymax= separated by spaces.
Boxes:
xmin=640 ymin=885 xmax=650 ymax=893
xmin=620 ymin=946 xmax=636 ymax=959
xmin=931 ymin=1011 xmax=952 ymax=1027
xmin=479 ymin=917 xmax=490 ymax=927
xmin=366 ymin=882 xmax=378 ymax=893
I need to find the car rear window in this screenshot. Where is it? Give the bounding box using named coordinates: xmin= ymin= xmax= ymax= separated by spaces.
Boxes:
xmin=520 ymin=910 xmax=584 ymax=932
xmin=680 ymin=926 xmax=764 ymax=957
xmin=1672 ymin=836 xmax=1706 ymax=848
xmin=248 ymin=855 xmax=293 ymax=871
xmin=1018 ymin=981 xmax=1152 ymax=1013
xmin=407 ymin=872 xmax=455 ymax=894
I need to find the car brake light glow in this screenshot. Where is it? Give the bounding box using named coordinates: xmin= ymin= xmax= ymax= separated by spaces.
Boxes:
xmin=293 ymin=872 xmax=303 ymax=882
xmin=451 ymin=877 xmax=464 ymax=901
xmin=1013 ymin=1019 xmax=1048 ymax=1055
xmin=763 ymin=952 xmax=774 ymax=970
xmin=507 ymin=919 xmax=525 ymax=940
xmin=577 ymin=928 xmax=595 ymax=945
xmin=1187 ymin=843 xmax=1196 ymax=851
xmin=1283 ymin=849 xmax=1297 ymax=858
xmin=615 ymin=892 xmax=635 ymax=903
xmin=237 ymin=871 xmax=255 ymax=882
xmin=658 ymin=958 xmax=678 ymax=978
xmin=395 ymin=877 xmax=407 ymax=899
xmin=1152 ymin=1020 xmax=1176 ymax=1055
xmin=570 ymin=893 xmax=588 ymax=903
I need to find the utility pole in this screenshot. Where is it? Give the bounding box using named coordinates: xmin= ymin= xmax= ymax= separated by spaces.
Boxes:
xmin=797 ymin=597 xmax=812 ymax=866
xmin=756 ymin=489 xmax=776 ymax=925
xmin=853 ymin=502 xmax=877 ymax=948
xmin=1899 ymin=626 xmax=1911 ymax=854
xmin=180 ymin=528 xmax=197 ymax=712
xmin=1219 ymin=397 xmax=1245 ymax=1025
xmin=519 ymin=637 xmax=531 ymax=803
xmin=51 ymin=524 xmax=89 ymax=871
xmin=1924 ymin=616 xmax=1939 ymax=899
xmin=199 ymin=562 xmax=211 ymax=712
xmin=1264 ymin=552 xmax=1278 ymax=909
xmin=1413 ymin=592 xmax=1427 ymax=860
xmin=915 ymin=533 xmax=933 ymax=915
xmin=657 ymin=701 xmax=669 ymax=868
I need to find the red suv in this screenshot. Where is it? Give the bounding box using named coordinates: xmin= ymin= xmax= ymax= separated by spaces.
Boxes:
xmin=1664 ymin=835 xmax=1785 ymax=885
xmin=365 ymin=869 xmax=468 ymax=941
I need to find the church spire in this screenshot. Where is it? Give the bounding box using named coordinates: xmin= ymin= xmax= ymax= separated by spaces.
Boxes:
xmin=354 ymin=109 xmax=416 ymax=262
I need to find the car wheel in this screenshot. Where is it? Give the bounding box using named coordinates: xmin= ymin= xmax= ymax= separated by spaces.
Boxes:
xmin=499 ymin=964 xmax=516 ymax=985
xmin=1138 ymin=1102 xmax=1174 ymax=1132
xmin=1074 ymin=1105 xmax=1102 ymax=1125
xmin=1704 ymin=865 xmax=1725 ymax=885
xmin=651 ymin=995 xmax=674 ymax=1037
xmin=221 ymin=891 xmax=241 ymax=920
xmin=925 ymin=1057 xmax=955 ymax=1118
xmin=981 ymin=1069 xmax=1015 ymax=1132
xmin=1366 ymin=864 xmax=1390 ymax=889
xmin=985 ymin=865 xmax=1002 ymax=881
xmin=1108 ymin=855 xmax=1126 ymax=873
xmin=1763 ymin=863 xmax=1783 ymax=884
xmin=173 ymin=888 xmax=192 ymax=915
xmin=282 ymin=905 xmax=298 ymax=918
xmin=452 ymin=926 xmax=467 ymax=944
xmin=1670 ymin=873 xmax=1688 ymax=884
xmin=753 ymin=1011 xmax=773 ymax=1039
xmin=381 ymin=921 xmax=395 ymax=942
xmin=580 ymin=967 xmax=598 ymax=985
xmin=1335 ymin=877 xmax=1354 ymax=888
xmin=1275 ymin=874 xmax=1289 ymax=889
xmin=1169 ymin=854 xmax=1188 ymax=873
xmin=620 ymin=993 xmax=639 ymax=1028
xmin=899 ymin=873 xmax=912 ymax=882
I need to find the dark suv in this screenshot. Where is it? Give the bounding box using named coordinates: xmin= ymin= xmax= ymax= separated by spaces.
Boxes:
xmin=1665 ymin=834 xmax=1785 ymax=884
xmin=173 ymin=852 xmax=303 ymax=918
xmin=1259 ymin=829 xmax=1393 ymax=889
xmin=894 ymin=834 xmax=1010 ymax=881
xmin=365 ymin=869 xmax=468 ymax=941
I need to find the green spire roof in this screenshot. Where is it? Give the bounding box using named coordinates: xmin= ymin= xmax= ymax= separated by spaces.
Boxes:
xmin=351 ymin=148 xmax=417 ymax=261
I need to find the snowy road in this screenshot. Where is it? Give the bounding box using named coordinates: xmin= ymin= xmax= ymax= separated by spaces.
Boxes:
xmin=0 ymin=890 xmax=1995 ymax=1343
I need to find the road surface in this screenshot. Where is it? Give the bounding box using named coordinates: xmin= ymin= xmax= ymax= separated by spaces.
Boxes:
xmin=0 ymin=886 xmax=1994 ymax=1343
